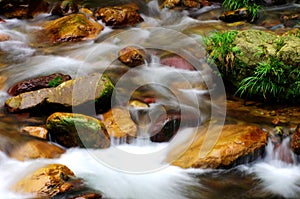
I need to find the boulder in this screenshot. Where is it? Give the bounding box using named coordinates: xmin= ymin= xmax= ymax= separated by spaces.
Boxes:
xmin=150 ymin=115 xmax=180 ymax=142
xmin=95 ymin=4 xmax=144 ymax=27
xmin=51 ymin=1 xmax=79 ymax=16
xmin=9 ymin=139 xmax=65 ymax=161
xmin=8 ymin=73 xmax=71 ymax=96
xmin=168 ymin=124 xmax=268 ymax=169
xmin=219 ymin=8 xmax=250 ymax=23
xmin=46 ymin=112 xmax=110 ymax=149
xmin=42 ymin=14 xmax=103 ymax=43
xmin=12 ymin=164 xmax=75 ymax=197
xmin=118 ymin=46 xmax=146 ymax=67
xmin=0 ymin=0 xmax=49 ymax=19
xmin=103 ymin=107 xmax=137 ymax=139
xmin=5 ymin=73 xmax=114 ymax=113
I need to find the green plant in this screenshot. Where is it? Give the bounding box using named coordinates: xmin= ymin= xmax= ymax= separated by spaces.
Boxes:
xmin=48 ymin=76 xmax=63 ymax=87
xmin=204 ymin=30 xmax=239 ymax=74
xmin=236 ymin=57 xmax=300 ymax=101
xmin=222 ymin=0 xmax=262 ymax=22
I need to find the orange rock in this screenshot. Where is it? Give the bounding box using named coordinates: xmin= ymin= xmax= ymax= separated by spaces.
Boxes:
xmin=21 ymin=126 xmax=48 ymax=139
xmin=103 ymin=107 xmax=137 ymax=139
xmin=168 ymin=124 xmax=268 ymax=169
xmin=118 ymin=46 xmax=146 ymax=67
xmin=9 ymin=139 xmax=65 ymax=161
xmin=12 ymin=164 xmax=74 ymax=197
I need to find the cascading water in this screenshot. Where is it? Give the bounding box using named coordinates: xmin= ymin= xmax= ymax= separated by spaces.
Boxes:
xmin=0 ymin=1 xmax=300 ymax=199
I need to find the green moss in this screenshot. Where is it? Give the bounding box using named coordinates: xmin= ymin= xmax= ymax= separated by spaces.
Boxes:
xmin=48 ymin=76 xmax=63 ymax=87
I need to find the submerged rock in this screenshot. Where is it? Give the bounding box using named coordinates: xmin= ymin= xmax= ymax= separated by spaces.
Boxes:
xmin=118 ymin=46 xmax=146 ymax=67
xmin=46 ymin=112 xmax=110 ymax=149
xmin=103 ymin=107 xmax=137 ymax=140
xmin=42 ymin=14 xmax=103 ymax=43
xmin=8 ymin=73 xmax=71 ymax=96
xmin=169 ymin=124 xmax=268 ymax=169
xmin=95 ymin=4 xmax=144 ymax=27
xmin=5 ymin=73 xmax=114 ymax=113
xmin=0 ymin=0 xmax=49 ymax=19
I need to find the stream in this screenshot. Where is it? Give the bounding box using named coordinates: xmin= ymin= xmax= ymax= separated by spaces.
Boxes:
xmin=0 ymin=1 xmax=300 ymax=198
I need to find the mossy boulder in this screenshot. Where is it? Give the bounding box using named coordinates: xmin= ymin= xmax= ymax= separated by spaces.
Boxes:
xmin=42 ymin=14 xmax=103 ymax=43
xmin=5 ymin=73 xmax=114 ymax=113
xmin=205 ymin=29 xmax=300 ymax=102
xmin=46 ymin=112 xmax=110 ymax=149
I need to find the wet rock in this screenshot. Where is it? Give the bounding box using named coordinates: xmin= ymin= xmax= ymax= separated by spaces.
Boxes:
xmin=118 ymin=46 xmax=146 ymax=67
xmin=128 ymin=100 xmax=149 ymax=108
xmin=168 ymin=124 xmax=268 ymax=169
xmin=0 ymin=34 xmax=10 ymax=41
xmin=46 ymin=112 xmax=110 ymax=149
xmin=21 ymin=126 xmax=48 ymax=139
xmin=160 ymin=55 xmax=195 ymax=70
xmin=219 ymin=8 xmax=250 ymax=23
xmin=0 ymin=0 xmax=49 ymax=19
xmin=160 ymin=0 xmax=180 ymax=8
xmin=95 ymin=4 xmax=144 ymax=27
xmin=291 ymin=124 xmax=300 ymax=155
xmin=150 ymin=115 xmax=180 ymax=142
xmin=182 ymin=0 xmax=200 ymax=8
xmin=7 ymin=73 xmax=71 ymax=96
xmin=9 ymin=139 xmax=65 ymax=161
xmin=51 ymin=0 xmax=79 ymax=16
xmin=280 ymin=14 xmax=300 ymax=27
xmin=42 ymin=14 xmax=103 ymax=43
xmin=103 ymin=107 xmax=137 ymax=139
xmin=12 ymin=164 xmax=75 ymax=197
xmin=5 ymin=73 xmax=114 ymax=113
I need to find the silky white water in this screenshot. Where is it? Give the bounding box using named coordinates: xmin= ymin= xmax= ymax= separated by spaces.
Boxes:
xmin=0 ymin=1 xmax=300 ymax=199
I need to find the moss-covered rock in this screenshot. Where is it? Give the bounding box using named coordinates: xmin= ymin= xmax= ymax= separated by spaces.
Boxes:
xmin=5 ymin=73 xmax=114 ymax=113
xmin=46 ymin=112 xmax=110 ymax=149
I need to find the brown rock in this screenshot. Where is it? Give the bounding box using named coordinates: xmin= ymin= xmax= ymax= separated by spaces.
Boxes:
xmin=150 ymin=115 xmax=180 ymax=142
xmin=182 ymin=0 xmax=200 ymax=8
xmin=7 ymin=73 xmax=71 ymax=96
xmin=0 ymin=0 xmax=49 ymax=19
xmin=95 ymin=4 xmax=144 ymax=27
xmin=21 ymin=126 xmax=48 ymax=139
xmin=168 ymin=124 xmax=268 ymax=169
xmin=160 ymin=0 xmax=180 ymax=8
xmin=9 ymin=139 xmax=65 ymax=161
xmin=46 ymin=112 xmax=110 ymax=149
xmin=103 ymin=107 xmax=137 ymax=139
xmin=42 ymin=14 xmax=103 ymax=43
xmin=0 ymin=34 xmax=10 ymax=41
xmin=118 ymin=46 xmax=146 ymax=67
xmin=291 ymin=124 xmax=300 ymax=154
xmin=219 ymin=8 xmax=250 ymax=23
xmin=12 ymin=164 xmax=75 ymax=197
xmin=160 ymin=55 xmax=195 ymax=70
xmin=51 ymin=1 xmax=79 ymax=16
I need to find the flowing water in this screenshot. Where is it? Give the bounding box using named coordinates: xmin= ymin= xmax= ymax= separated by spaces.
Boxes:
xmin=0 ymin=1 xmax=300 ymax=198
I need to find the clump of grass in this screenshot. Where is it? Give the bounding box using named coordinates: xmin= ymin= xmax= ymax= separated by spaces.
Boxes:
xmin=222 ymin=0 xmax=261 ymax=22
xmin=48 ymin=76 xmax=63 ymax=87
xmin=236 ymin=57 xmax=300 ymax=101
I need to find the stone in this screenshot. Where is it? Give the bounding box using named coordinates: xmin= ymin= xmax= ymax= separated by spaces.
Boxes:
xmin=160 ymin=55 xmax=195 ymax=70
xmin=128 ymin=100 xmax=149 ymax=108
xmin=103 ymin=107 xmax=137 ymax=139
xmin=0 ymin=0 xmax=49 ymax=19
xmin=0 ymin=34 xmax=10 ymax=41
xmin=12 ymin=164 xmax=75 ymax=197
xmin=95 ymin=4 xmax=144 ymax=27
xmin=160 ymin=0 xmax=180 ymax=8
xmin=291 ymin=124 xmax=300 ymax=155
xmin=5 ymin=73 xmax=114 ymax=113
xmin=182 ymin=0 xmax=200 ymax=8
xmin=168 ymin=124 xmax=268 ymax=169
xmin=219 ymin=8 xmax=250 ymax=23
xmin=118 ymin=46 xmax=146 ymax=67
xmin=9 ymin=139 xmax=65 ymax=161
xmin=150 ymin=115 xmax=180 ymax=142
xmin=42 ymin=14 xmax=103 ymax=43
xmin=21 ymin=126 xmax=48 ymax=139
xmin=277 ymin=36 xmax=300 ymax=65
xmin=7 ymin=73 xmax=71 ymax=96
xmin=51 ymin=1 xmax=79 ymax=16
xmin=46 ymin=112 xmax=110 ymax=149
